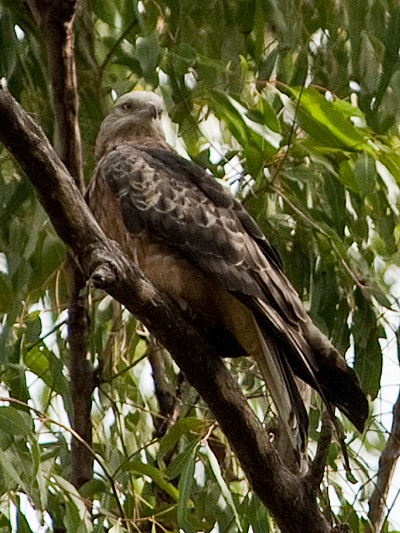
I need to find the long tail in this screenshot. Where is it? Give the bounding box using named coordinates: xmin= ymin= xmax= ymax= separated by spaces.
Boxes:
xmin=251 ymin=317 xmax=308 ymax=454
xmin=252 ymin=298 xmax=369 ymax=434
xmin=219 ymin=293 xmax=309 ymax=456
xmin=300 ymin=321 xmax=369 ymax=432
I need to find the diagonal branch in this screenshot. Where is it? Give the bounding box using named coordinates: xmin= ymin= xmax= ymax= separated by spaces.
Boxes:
xmin=0 ymin=82 xmax=334 ymax=533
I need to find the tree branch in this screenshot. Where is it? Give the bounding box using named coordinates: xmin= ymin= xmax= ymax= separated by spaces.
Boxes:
xmin=147 ymin=340 xmax=177 ymax=438
xmin=24 ymin=0 xmax=93 ymax=489
xmin=25 ymin=0 xmax=84 ymax=187
xmin=307 ymin=412 xmax=334 ymax=490
xmin=366 ymin=387 xmax=400 ymax=532
xmin=0 ymin=82 xmax=334 ymax=533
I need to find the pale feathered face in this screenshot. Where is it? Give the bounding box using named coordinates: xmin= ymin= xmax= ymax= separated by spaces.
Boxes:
xmin=112 ymin=92 xmax=165 ymax=123
xmin=95 ymin=91 xmax=166 ymax=159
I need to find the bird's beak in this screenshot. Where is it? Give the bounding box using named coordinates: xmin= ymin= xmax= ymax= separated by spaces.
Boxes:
xmin=149 ymin=105 xmax=157 ymax=119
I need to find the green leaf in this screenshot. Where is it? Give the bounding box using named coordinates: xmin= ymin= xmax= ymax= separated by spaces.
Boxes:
xmin=166 ymin=439 xmax=200 ymax=480
xmin=354 ymin=336 xmax=382 ymax=400
xmin=347 ymin=0 xmax=368 ymax=82
xmin=108 ymin=521 xmax=129 ymax=533
xmin=346 ymin=470 xmax=357 ymax=485
xmin=158 ymin=417 xmax=206 ymax=462
xmin=359 ymin=33 xmax=380 ymax=94
xmin=369 ymin=188 xmax=397 ymax=255
xmin=236 ymin=0 xmax=256 ymax=33
xmin=130 ymin=460 xmax=179 ymax=502
xmin=336 ymin=160 xmax=358 ymax=192
xmin=51 ymin=475 xmax=92 ymax=533
xmin=289 ymin=87 xmax=367 ymax=149
xmin=0 ymin=446 xmax=24 ymax=489
xmin=17 ymin=509 xmax=34 ymax=533
xmin=136 ymin=32 xmax=160 ymax=85
xmin=353 ymin=153 xmax=376 ymax=196
xmin=240 ymin=493 xmax=270 ymax=533
xmin=204 ymin=442 xmax=242 ymax=531
xmin=25 ymin=346 xmax=69 ymax=398
xmin=0 ymin=407 xmax=32 ymax=436
xmin=173 ymin=43 xmax=197 ymax=76
xmin=353 ymin=290 xmax=383 ymax=399
xmin=24 ymin=312 xmax=42 ymax=344
xmin=378 ymin=151 xmax=400 ymax=185
xmin=177 ymin=441 xmax=199 ymax=533
xmin=259 ymin=95 xmax=281 ymax=133
xmin=369 ymin=285 xmax=393 ymax=310
xmin=208 ymin=90 xmax=280 ymax=161
xmin=79 ymin=478 xmax=107 ymax=499
xmin=257 ymin=46 xmax=279 ymax=82
xmin=0 ymin=271 xmax=12 ymax=313
xmin=323 ymin=173 xmax=346 ymax=236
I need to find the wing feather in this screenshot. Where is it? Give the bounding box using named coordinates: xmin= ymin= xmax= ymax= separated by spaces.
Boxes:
xmin=102 ymin=145 xmax=303 ymax=322
xmin=97 ymin=142 xmax=368 ymax=437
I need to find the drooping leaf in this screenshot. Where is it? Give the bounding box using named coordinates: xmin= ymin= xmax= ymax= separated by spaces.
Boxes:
xmin=204 ymin=442 xmax=242 ymax=532
xmin=289 ymin=87 xmax=368 ymax=149
xmin=352 ymin=289 xmax=384 ymax=399
xmin=16 ymin=509 xmax=34 ymax=533
xmin=177 ymin=441 xmax=200 ymax=533
xmin=353 ymin=152 xmax=376 ymax=197
xmin=158 ymin=417 xmax=206 ymax=463
xmin=129 ymin=459 xmax=179 ymax=502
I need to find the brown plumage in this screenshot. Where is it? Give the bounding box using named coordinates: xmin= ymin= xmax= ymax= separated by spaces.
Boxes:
xmin=86 ymin=91 xmax=368 ymax=454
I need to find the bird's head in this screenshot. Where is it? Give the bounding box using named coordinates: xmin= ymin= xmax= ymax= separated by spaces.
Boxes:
xmin=95 ymin=91 xmax=166 ymax=159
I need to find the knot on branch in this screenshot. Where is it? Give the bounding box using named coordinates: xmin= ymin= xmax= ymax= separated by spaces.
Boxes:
xmin=91 ymin=263 xmax=118 ymax=288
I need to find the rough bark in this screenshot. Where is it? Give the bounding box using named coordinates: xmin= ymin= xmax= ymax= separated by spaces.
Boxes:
xmin=147 ymin=341 xmax=177 ymax=438
xmin=66 ymin=256 xmax=94 ymax=489
xmin=25 ymin=0 xmax=93 ymax=489
xmin=366 ymin=388 xmax=400 ymax=533
xmin=25 ymin=0 xmax=84 ymax=187
xmin=0 ymin=82 xmax=336 ymax=533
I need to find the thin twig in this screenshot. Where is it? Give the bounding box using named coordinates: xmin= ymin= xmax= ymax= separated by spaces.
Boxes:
xmin=101 ymin=352 xmax=148 ymax=382
xmin=99 ymin=19 xmax=139 ymax=72
xmin=25 ymin=319 xmax=68 ymax=352
xmin=0 ymin=397 xmax=126 ymax=520
xmin=269 ymin=81 xmax=305 ymax=185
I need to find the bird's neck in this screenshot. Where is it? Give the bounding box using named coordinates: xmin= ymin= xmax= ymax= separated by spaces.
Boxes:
xmin=95 ymin=121 xmax=167 ymax=159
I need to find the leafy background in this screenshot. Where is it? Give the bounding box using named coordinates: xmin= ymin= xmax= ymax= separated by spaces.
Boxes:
xmin=1 ymin=0 xmax=400 ymax=531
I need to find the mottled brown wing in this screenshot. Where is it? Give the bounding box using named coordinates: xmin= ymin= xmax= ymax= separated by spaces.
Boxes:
xmin=133 ymin=148 xmax=369 ymax=432
xmin=94 ymin=142 xmax=368 ymax=434
xmin=101 ymin=144 xmax=304 ymax=320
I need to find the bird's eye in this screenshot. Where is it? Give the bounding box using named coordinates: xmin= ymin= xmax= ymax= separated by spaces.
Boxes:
xmin=121 ymin=102 xmax=133 ymax=111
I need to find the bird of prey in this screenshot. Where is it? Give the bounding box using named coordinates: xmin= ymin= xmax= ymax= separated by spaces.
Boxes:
xmin=86 ymin=90 xmax=368 ymax=454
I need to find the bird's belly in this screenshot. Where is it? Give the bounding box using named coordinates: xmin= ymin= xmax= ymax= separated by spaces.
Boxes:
xmin=129 ymin=232 xmax=221 ymax=317
xmin=129 ymin=232 xmax=263 ymax=360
